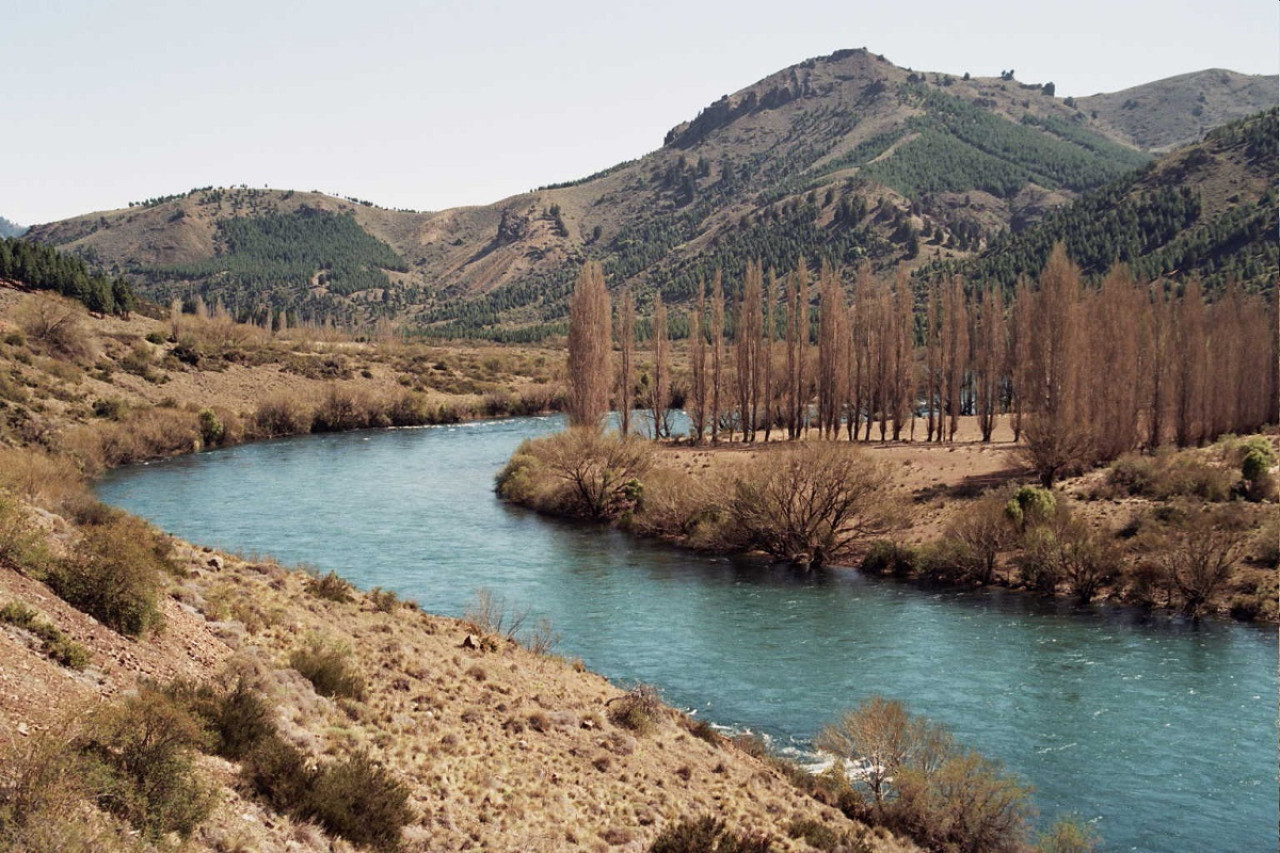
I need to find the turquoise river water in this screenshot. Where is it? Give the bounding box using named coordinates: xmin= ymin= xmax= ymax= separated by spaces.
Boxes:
xmin=97 ymin=416 xmax=1279 ymax=852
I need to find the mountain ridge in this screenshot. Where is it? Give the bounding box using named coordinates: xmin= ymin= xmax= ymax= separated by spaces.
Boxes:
xmin=23 ymin=52 xmax=1277 ymax=336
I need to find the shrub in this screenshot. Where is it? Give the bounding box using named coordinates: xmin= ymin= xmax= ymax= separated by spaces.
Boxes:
xmin=253 ymin=393 xmax=313 ymax=437
xmin=161 ymin=677 xmax=276 ymax=761
xmin=305 ymin=750 xmax=412 ymax=852
xmin=1004 ymin=486 xmax=1056 ymax=531
xmin=649 ymin=816 xmax=774 ymax=853
xmin=368 ymin=586 xmax=400 ymax=612
xmin=0 ymin=600 xmax=91 ymax=670
xmin=944 ymin=491 xmax=1015 ymax=583
xmin=197 ymin=408 xmax=225 ymax=446
xmin=241 ymin=739 xmax=411 ymax=852
xmin=305 ymin=569 xmax=353 ymax=603
xmin=607 ymin=684 xmax=663 ymax=734
xmin=731 ymin=444 xmax=897 ymax=568
xmin=0 ymin=733 xmax=135 ymax=853
xmin=818 ymin=697 xmax=1032 ymax=853
xmin=1038 ymin=815 xmax=1101 ymax=853
xmin=77 ymin=687 xmax=217 ymax=840
xmin=861 ymin=540 xmax=919 ymax=576
xmin=1155 ymin=506 xmax=1247 ymax=618
xmin=289 ymin=638 xmax=366 ymax=700
xmin=48 ymin=516 xmax=169 ymax=636
xmin=242 ymin=735 xmax=313 ymax=813
xmin=15 ymin=294 xmax=94 ymax=361
xmin=496 ymin=429 xmax=653 ymax=520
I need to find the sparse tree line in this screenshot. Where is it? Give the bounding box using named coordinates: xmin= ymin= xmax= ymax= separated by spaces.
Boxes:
xmin=568 ymin=246 xmax=1279 ymax=486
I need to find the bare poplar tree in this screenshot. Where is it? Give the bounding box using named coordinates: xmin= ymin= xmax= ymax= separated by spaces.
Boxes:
xmin=649 ymin=292 xmax=670 ymax=439
xmin=786 ymin=261 xmax=811 ymax=439
xmin=973 ymin=286 xmax=1005 ymax=443
xmin=737 ymin=261 xmax=765 ymax=442
xmin=817 ymin=263 xmax=849 ymax=440
xmin=941 ymin=276 xmax=969 ymax=442
xmin=1089 ymin=265 xmax=1140 ymax=458
xmin=848 ymin=267 xmax=871 ymax=441
xmin=924 ymin=281 xmax=942 ymax=442
xmin=616 ymin=286 xmax=636 ymax=436
xmin=1022 ymin=244 xmax=1090 ymax=486
xmin=567 ymin=261 xmax=611 ymax=429
xmin=1009 ymin=275 xmax=1034 ymax=443
xmin=689 ymin=278 xmax=708 ymax=444
xmin=710 ymin=271 xmax=726 ymax=443
xmin=890 ymin=271 xmax=915 ymax=441
xmin=763 ymin=269 xmax=777 ymax=442
xmin=1174 ymin=278 xmax=1208 ymax=446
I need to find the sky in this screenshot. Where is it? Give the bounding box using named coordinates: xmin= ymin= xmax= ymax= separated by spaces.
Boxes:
xmin=3 ymin=0 xmax=1276 ymax=226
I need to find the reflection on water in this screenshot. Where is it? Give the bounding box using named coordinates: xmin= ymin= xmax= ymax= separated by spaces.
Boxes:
xmin=99 ymin=417 xmax=1279 ymax=853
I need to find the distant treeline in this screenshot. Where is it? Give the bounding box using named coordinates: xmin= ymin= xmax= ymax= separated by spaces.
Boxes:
xmin=0 ymin=237 xmax=135 ymax=316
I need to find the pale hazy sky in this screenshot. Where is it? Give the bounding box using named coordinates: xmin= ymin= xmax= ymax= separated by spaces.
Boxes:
xmin=4 ymin=0 xmax=1276 ymax=226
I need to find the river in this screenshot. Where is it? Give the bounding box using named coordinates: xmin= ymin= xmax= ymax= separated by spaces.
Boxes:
xmin=97 ymin=416 xmax=1279 ymax=852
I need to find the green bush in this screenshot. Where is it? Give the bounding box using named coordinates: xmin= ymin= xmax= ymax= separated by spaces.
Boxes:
xmin=162 ymin=677 xmax=276 ymax=761
xmin=242 ymin=738 xmax=411 ymax=852
xmin=77 ymin=687 xmax=216 ymax=840
xmin=48 ymin=517 xmax=169 ymax=636
xmin=306 ymin=750 xmax=413 ymax=852
xmin=289 ymin=638 xmax=366 ymax=700
xmin=1005 ymin=486 xmax=1056 ymax=530
xmin=860 ymin=540 xmax=919 ymax=576
xmin=197 ymin=408 xmax=225 ymax=447
xmin=0 ymin=600 xmax=91 ymax=670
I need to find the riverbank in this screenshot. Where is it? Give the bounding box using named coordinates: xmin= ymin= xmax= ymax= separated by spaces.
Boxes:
xmin=497 ymin=424 xmax=1279 ymax=623
xmin=0 ymin=285 xmax=926 ymax=851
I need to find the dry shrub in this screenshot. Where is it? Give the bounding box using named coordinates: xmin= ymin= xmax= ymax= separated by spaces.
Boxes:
xmin=942 ymin=489 xmax=1016 ymax=584
xmin=1103 ymin=450 xmax=1235 ymax=502
xmin=241 ymin=739 xmax=411 ymax=852
xmin=63 ymin=407 xmax=201 ymax=471
xmin=628 ymin=466 xmax=739 ymax=550
xmin=160 ymin=677 xmax=277 ymax=761
xmin=311 ymin=384 xmax=383 ymax=432
xmin=648 ymin=816 xmax=773 ymax=853
xmin=731 ymin=443 xmax=898 ymax=568
xmin=289 ymin=637 xmax=366 ymax=700
xmin=818 ymin=696 xmax=1032 ymax=853
xmin=253 ymin=392 xmax=314 ymax=438
xmin=0 ymin=729 xmax=136 ymax=853
xmin=305 ymin=569 xmax=353 ymax=603
xmin=607 ymin=684 xmax=663 ymax=735
xmin=0 ymin=447 xmax=87 ymax=510
xmin=496 ymin=429 xmax=653 ymax=520
xmin=14 ymin=294 xmax=94 ymax=362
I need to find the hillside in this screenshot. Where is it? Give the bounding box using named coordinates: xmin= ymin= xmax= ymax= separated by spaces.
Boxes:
xmin=951 ymin=108 xmax=1279 ymax=291
xmin=0 ymin=283 xmax=923 ymax=852
xmin=1076 ymin=68 xmax=1280 ymax=151
xmin=0 ymin=217 xmax=24 ymax=239
xmin=24 ymin=52 xmax=1277 ymax=337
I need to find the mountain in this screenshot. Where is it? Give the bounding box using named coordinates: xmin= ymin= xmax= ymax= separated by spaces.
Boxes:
xmin=953 ymin=108 xmax=1278 ymax=292
xmin=0 ymin=216 xmax=25 ymax=238
xmin=1076 ymin=69 xmax=1279 ymax=151
xmin=24 ymin=51 xmax=1278 ymax=337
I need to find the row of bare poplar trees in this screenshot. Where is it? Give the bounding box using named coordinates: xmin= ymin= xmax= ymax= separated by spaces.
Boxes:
xmin=567 ymin=247 xmax=1278 ymax=482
